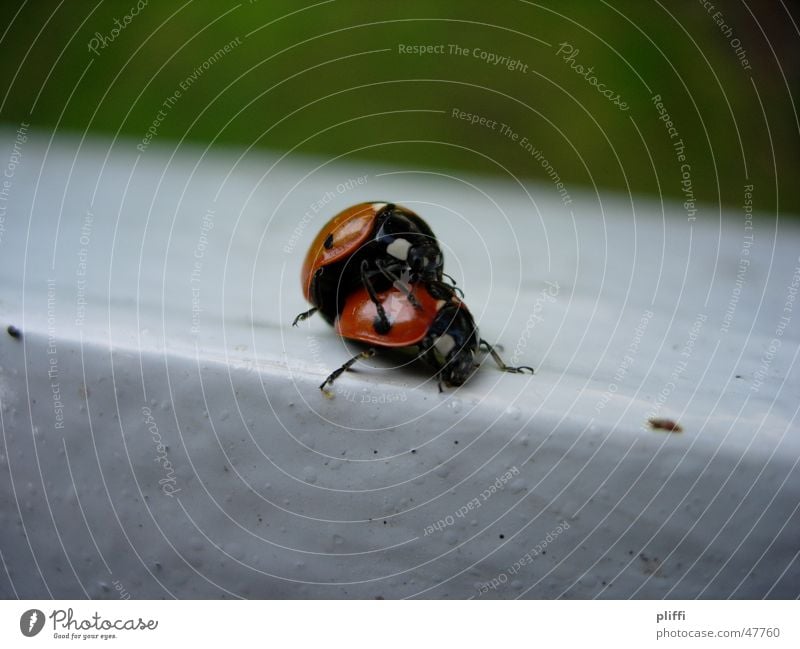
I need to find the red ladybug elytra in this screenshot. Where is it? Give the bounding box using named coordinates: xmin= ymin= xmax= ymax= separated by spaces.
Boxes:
xmin=318 ymin=282 xmax=533 ymax=395
xmin=293 ymin=202 xmax=455 ymax=334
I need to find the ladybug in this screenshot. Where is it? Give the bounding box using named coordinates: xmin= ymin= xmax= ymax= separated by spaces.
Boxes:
xmin=293 ymin=202 xmax=455 ymax=334
xmin=319 ymin=282 xmax=534 ymax=395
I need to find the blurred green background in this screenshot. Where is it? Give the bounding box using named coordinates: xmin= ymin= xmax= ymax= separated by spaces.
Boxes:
xmin=2 ymin=0 xmax=798 ymax=213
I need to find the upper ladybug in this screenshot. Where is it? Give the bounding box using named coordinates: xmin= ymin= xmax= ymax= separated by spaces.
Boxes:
xmin=294 ymin=202 xmax=449 ymax=334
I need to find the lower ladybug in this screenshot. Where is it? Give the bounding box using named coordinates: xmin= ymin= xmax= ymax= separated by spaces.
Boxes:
xmin=319 ymin=282 xmax=534 ymax=395
xmin=293 ymin=202 xmax=455 ymax=335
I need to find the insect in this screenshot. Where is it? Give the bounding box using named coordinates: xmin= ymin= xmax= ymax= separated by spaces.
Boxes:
xmin=293 ymin=202 xmax=453 ymax=334
xmin=319 ymin=282 xmax=534 ymax=396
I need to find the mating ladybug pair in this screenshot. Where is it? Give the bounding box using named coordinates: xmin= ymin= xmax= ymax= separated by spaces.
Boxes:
xmin=294 ymin=202 xmax=533 ymax=395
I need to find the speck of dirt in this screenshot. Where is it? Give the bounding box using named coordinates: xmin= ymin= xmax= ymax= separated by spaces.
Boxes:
xmin=499 ymin=534 xmax=505 ymax=539
xmin=373 ymin=450 xmax=378 ymax=454
xmin=383 ymin=520 xmax=387 ymax=525
xmin=648 ymin=418 xmax=683 ymax=433
xmin=7 ymin=325 xmax=21 ymax=339
xmin=454 ymin=440 xmax=459 ymax=444
xmin=411 ymin=449 xmax=416 ymax=454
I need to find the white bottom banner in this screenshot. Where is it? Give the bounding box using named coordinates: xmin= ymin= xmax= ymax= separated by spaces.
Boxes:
xmin=0 ymin=600 xmax=796 ymax=648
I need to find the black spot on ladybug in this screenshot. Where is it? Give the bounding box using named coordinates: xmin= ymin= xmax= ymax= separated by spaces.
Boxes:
xmin=7 ymin=325 xmax=21 ymax=339
xmin=323 ymin=233 xmax=334 ymax=249
xmin=372 ymin=316 xmax=391 ymax=335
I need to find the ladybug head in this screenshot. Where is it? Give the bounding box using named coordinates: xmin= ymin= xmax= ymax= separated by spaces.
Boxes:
xmin=407 ymin=241 xmax=444 ymax=279
xmin=425 ymin=303 xmax=479 ymax=387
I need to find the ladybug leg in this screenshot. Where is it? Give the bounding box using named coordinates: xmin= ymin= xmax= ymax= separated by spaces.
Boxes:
xmin=320 ymin=348 xmax=377 ymax=396
xmin=479 ymin=339 xmax=534 ymax=374
xmin=375 ymin=259 xmax=421 ymax=308
xmin=292 ymin=307 xmax=318 ymax=326
xmin=360 ymin=260 xmax=392 ymax=334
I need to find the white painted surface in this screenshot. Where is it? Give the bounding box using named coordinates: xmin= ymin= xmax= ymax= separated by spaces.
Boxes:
xmin=0 ymin=129 xmax=798 ymax=599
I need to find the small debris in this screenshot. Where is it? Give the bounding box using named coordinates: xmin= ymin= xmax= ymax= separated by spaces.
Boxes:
xmin=648 ymin=418 xmax=683 ymax=433
xmin=7 ymin=325 xmax=21 ymax=339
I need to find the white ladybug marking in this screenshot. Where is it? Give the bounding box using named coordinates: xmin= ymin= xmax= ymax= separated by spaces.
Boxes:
xmin=434 ymin=334 xmax=456 ymax=357
xmin=387 ymin=237 xmax=412 ymax=260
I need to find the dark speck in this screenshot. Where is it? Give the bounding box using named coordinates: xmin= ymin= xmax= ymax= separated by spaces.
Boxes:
xmin=383 ymin=520 xmax=387 ymax=525
xmin=499 ymin=534 xmax=505 ymax=539
xmin=373 ymin=450 xmax=378 ymax=454
xmin=454 ymin=440 xmax=459 ymax=445
xmin=411 ymin=449 xmax=416 ymax=454
xmin=735 ymin=374 xmax=742 ymax=379
xmin=323 ymin=233 xmax=334 ymax=249
xmin=648 ymin=418 xmax=683 ymax=433
xmin=7 ymin=325 xmax=21 ymax=339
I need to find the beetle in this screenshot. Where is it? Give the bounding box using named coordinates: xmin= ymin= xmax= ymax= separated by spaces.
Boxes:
xmin=318 ymin=281 xmax=534 ymax=396
xmin=293 ymin=202 xmax=455 ymax=334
